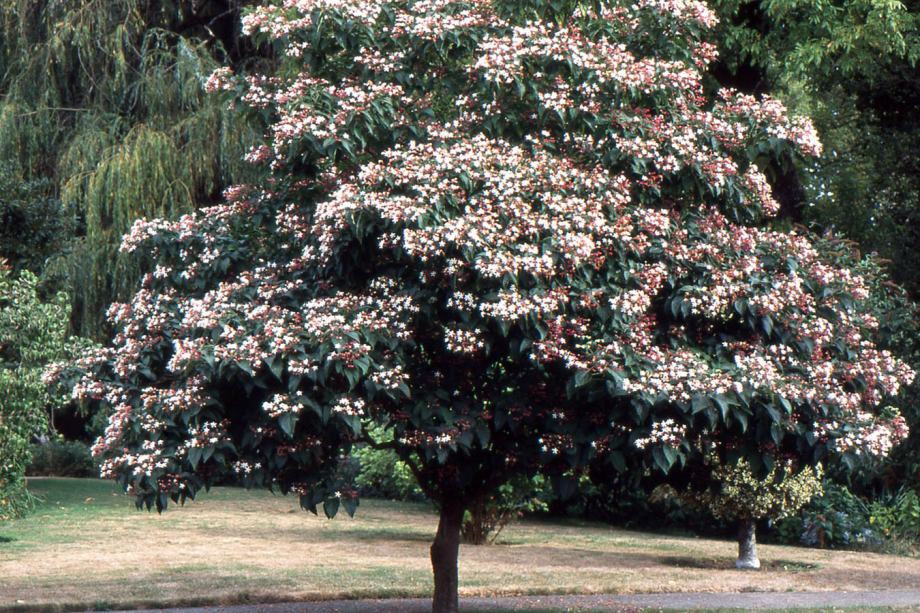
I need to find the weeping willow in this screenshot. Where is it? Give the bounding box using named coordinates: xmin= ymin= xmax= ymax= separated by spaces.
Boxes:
xmin=0 ymin=0 xmax=262 ymax=338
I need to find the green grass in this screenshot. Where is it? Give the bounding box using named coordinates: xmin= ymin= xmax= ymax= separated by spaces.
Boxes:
xmin=2 ymin=479 xmax=920 ymax=612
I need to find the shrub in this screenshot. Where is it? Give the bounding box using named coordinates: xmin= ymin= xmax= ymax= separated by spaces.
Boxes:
xmin=867 ymin=488 xmax=920 ymax=544
xmin=0 ymin=162 xmax=70 ymax=275
xmin=793 ymin=483 xmax=875 ymax=548
xmin=691 ymin=459 xmax=824 ymax=524
xmin=352 ymin=427 xmax=423 ymax=501
xmin=0 ymin=265 xmax=86 ymax=520
xmin=775 ymin=481 xmax=920 ymax=552
xmin=461 ymin=476 xmax=549 ymax=545
xmin=27 ymin=440 xmax=96 ymax=478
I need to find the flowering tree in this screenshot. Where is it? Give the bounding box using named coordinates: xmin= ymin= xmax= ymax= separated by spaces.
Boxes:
xmin=50 ymin=0 xmax=914 ymax=610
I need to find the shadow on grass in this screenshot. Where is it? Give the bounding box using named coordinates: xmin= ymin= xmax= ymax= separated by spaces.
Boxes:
xmin=660 ymin=556 xmax=820 ymax=572
xmin=346 ymin=527 xmax=435 ymax=542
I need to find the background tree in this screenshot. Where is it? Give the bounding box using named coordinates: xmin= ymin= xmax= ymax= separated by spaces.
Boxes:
xmin=0 ymin=163 xmax=71 ymax=276
xmin=0 ymin=0 xmax=264 ymax=337
xmin=0 ymin=263 xmax=87 ymax=520
xmin=51 ymin=1 xmax=913 ymax=612
xmin=683 ymin=457 xmax=823 ymax=569
xmin=710 ymin=0 xmax=920 ymax=295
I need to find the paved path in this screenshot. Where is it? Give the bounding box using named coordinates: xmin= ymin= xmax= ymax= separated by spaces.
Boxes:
xmin=111 ymin=590 xmax=920 ymax=612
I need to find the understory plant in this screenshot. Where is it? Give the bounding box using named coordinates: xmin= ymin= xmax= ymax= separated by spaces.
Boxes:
xmin=461 ymin=476 xmax=549 ymax=545
xmin=779 ymin=481 xmax=920 ymax=553
xmin=26 ymin=439 xmax=96 ymax=478
xmin=352 ymin=426 xmax=423 ymax=500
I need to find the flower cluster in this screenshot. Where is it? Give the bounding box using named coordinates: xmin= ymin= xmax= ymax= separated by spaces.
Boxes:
xmin=821 ymin=408 xmax=910 ymax=458
xmin=444 ymin=327 xmax=486 ymax=354
xmin=184 ymin=421 xmax=231 ymax=449
xmin=634 ymin=419 xmax=687 ymax=449
xmin=332 ymin=396 xmax=366 ymax=417
xmin=203 ymin=67 xmax=236 ymax=93
xmin=262 ymin=393 xmax=303 ymax=418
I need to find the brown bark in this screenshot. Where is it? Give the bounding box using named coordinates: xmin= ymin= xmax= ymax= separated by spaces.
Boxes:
xmin=430 ymin=498 xmax=465 ymax=613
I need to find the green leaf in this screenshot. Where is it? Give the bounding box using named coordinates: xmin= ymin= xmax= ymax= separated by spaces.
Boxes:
xmin=766 ymin=404 xmax=782 ymax=423
xmin=156 ymin=492 xmax=168 ymax=513
xmin=736 ymin=409 xmax=749 ymax=432
xmin=342 ymin=496 xmax=359 ymax=517
xmin=609 ymin=450 xmax=626 ymax=472
xmin=474 ymin=424 xmax=490 ymax=446
xmin=713 ymin=394 xmax=731 ymax=421
xmin=770 ymin=423 xmax=783 ymax=445
xmin=188 ymin=446 xmax=203 ymax=469
xmin=300 ymin=494 xmax=318 ymax=515
xmin=278 ymin=412 xmax=297 ymax=437
xmin=323 ymin=497 xmax=340 ymax=519
xmin=662 ymin=445 xmax=678 ymax=468
xmin=691 ymin=395 xmax=710 ymax=414
xmin=778 ymin=396 xmax=793 ymax=414
xmin=652 ymin=446 xmax=673 ymax=473
xmin=237 ymin=360 xmax=254 ymax=376
xmin=266 ymin=356 xmax=284 ymax=381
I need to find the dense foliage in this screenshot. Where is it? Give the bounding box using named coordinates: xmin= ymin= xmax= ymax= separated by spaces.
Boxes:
xmin=687 ymin=458 xmax=822 ymax=523
xmin=352 ymin=427 xmax=424 ymax=500
xmin=711 ymin=1 xmax=920 ymax=298
xmin=776 ymin=481 xmax=920 ymax=553
xmin=354 ymin=427 xmax=547 ymax=544
xmin=0 ymin=265 xmax=85 ymax=520
xmin=0 ymin=164 xmax=71 ymax=275
xmin=51 ymin=0 xmax=914 ymax=609
xmin=26 ymin=440 xmax=97 ymax=479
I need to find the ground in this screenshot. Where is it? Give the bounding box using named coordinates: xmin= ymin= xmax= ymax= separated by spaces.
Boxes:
xmin=2 ymin=479 xmax=920 ymax=612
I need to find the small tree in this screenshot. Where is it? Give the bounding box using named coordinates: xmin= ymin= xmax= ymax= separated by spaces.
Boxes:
xmin=51 ymin=1 xmax=913 ymax=611
xmin=461 ymin=476 xmax=548 ymax=546
xmin=685 ymin=457 xmax=823 ymax=569
xmin=0 ymin=264 xmax=84 ymax=520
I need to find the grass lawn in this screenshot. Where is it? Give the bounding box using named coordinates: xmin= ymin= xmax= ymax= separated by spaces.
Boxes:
xmin=2 ymin=478 xmax=920 ymax=612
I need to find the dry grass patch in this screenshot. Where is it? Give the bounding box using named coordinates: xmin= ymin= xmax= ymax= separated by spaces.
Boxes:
xmin=1 ymin=478 xmax=919 ymax=612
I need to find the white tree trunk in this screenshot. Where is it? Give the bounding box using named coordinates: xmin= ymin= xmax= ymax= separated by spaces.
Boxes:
xmin=736 ymin=518 xmax=761 ymax=570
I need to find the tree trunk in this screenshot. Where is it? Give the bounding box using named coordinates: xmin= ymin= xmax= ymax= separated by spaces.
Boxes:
xmin=736 ymin=518 xmax=761 ymax=570
xmin=431 ymin=498 xmax=465 ymax=613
